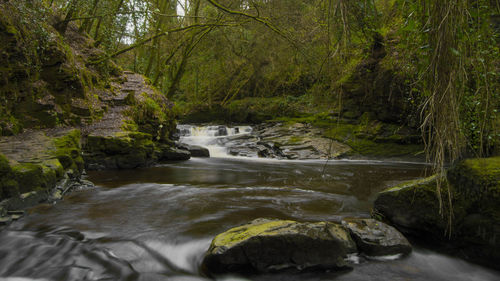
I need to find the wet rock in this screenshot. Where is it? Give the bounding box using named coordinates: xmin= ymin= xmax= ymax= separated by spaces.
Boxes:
xmin=374 ymin=175 xmax=450 ymax=237
xmin=1 ymin=191 xmax=49 ymax=211
xmin=159 ymin=147 xmax=191 ymax=161
xmin=217 ymin=126 xmax=228 ymax=136
xmin=202 ymin=218 xmax=356 ymax=275
xmin=0 ymin=216 xmax=11 ymax=225
xmin=342 ymin=218 xmax=411 ymax=256
xmin=254 ymin=123 xmax=351 ymax=159
xmin=8 ymin=210 xmax=25 ymax=221
xmin=374 ymin=156 xmax=500 ymax=270
xmin=84 ymin=131 xmax=157 ymax=170
xmin=177 ymin=144 xmax=209 ymax=157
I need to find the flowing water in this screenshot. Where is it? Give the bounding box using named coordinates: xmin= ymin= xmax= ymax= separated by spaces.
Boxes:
xmin=0 ymin=126 xmax=499 ymax=281
xmin=177 ymin=125 xmax=254 ymax=157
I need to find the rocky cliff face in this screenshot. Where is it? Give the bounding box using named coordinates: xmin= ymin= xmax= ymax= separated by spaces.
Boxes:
xmin=0 ymin=1 xmax=116 ymax=135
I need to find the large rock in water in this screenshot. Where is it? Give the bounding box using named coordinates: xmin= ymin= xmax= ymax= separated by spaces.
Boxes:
xmin=202 ymin=219 xmax=357 ymax=275
xmin=177 ymin=144 xmax=210 ymax=157
xmin=159 ymin=147 xmax=191 ymax=161
xmin=374 ymin=156 xmax=500 ymax=269
xmin=342 ymin=218 xmax=411 ymax=256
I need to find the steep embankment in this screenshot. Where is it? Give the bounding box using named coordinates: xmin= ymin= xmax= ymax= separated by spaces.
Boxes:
xmin=0 ymin=1 xmax=182 ymax=220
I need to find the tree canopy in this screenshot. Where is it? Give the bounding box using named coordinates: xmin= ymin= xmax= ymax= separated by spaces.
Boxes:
xmin=31 ymin=0 xmax=500 ymax=164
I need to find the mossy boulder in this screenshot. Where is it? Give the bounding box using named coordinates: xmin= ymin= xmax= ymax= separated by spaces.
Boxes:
xmin=84 ymin=131 xmax=157 ymax=170
xmin=373 ymin=175 xmax=453 ymax=237
xmin=52 ymin=129 xmax=83 ymax=173
xmin=374 ymin=157 xmax=500 ymax=269
xmin=447 ymin=157 xmax=500 ymax=267
xmin=202 ymin=218 xmax=356 ymax=275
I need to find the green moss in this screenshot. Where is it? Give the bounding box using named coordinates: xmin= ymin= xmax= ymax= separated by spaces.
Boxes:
xmin=121 ymin=120 xmax=139 ymax=132
xmin=287 ymin=136 xmax=303 ymax=144
xmin=52 ymin=130 xmax=83 ymax=172
xmin=42 ymin=158 xmax=64 ymax=178
xmin=271 ymin=112 xmax=336 ymax=128
xmin=324 ymin=123 xmax=358 ymax=140
xmin=84 ymin=130 xmax=156 ymax=169
xmin=12 ymin=163 xmax=45 ymax=193
xmin=0 ymin=154 xmax=16 ymax=199
xmin=212 ymin=220 xmax=295 ymax=248
xmin=448 ymin=156 xmax=500 ymax=201
xmin=374 ymin=174 xmax=462 ymax=238
xmin=0 ymin=154 xmax=11 ymax=176
xmin=345 ymin=139 xmax=423 ymax=157
xmin=384 ymin=175 xmax=439 ymax=192
xmin=461 ymin=157 xmax=500 ymax=178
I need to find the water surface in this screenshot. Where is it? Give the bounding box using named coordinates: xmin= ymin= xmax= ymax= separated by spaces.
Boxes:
xmin=1 ymin=156 xmax=498 ymax=281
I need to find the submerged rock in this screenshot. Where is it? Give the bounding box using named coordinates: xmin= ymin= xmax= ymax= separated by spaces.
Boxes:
xmin=342 ymin=218 xmax=411 ymax=256
xmin=202 ymin=218 xmax=356 ymax=275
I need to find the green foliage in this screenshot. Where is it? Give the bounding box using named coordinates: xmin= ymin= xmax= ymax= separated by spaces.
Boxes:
xmin=125 ymin=90 xmax=176 ymax=142
xmin=133 ymin=93 xmax=167 ymax=122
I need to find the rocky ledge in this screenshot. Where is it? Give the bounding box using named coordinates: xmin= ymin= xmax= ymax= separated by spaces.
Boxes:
xmin=0 ymin=129 xmax=93 ymax=224
xmin=201 ymin=218 xmax=411 ymax=276
xmin=374 ymin=156 xmax=500 ymax=270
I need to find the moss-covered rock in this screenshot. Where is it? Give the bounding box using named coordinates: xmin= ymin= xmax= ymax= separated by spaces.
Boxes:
xmin=374 ymin=175 xmax=453 ymax=237
xmin=374 ymin=157 xmax=500 ymax=269
xmin=202 ymin=218 xmax=356 ymax=275
xmin=84 ymin=131 xmax=158 ymax=170
xmin=0 ymin=129 xmax=83 ymax=203
xmin=52 ymin=129 xmax=83 ymax=173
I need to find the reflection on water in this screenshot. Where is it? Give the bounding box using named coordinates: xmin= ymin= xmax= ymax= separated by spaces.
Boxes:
xmin=0 ymin=158 xmax=498 ymax=281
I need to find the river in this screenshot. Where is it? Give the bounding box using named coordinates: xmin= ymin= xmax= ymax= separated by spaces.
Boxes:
xmin=0 ymin=125 xmax=498 ymax=281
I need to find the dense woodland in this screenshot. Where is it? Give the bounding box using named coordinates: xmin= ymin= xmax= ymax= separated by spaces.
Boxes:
xmin=1 ymin=0 xmax=499 ymax=163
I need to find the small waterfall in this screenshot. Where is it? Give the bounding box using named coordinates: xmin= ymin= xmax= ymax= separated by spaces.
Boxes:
xmin=177 ymin=125 xmax=253 ymax=158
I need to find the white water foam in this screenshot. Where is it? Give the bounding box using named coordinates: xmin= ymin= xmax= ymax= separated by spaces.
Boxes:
xmin=178 ymin=125 xmax=252 ymax=158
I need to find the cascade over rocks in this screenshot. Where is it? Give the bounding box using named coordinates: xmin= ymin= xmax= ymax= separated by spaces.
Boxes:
xmin=201 ymin=218 xmax=413 ymax=276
